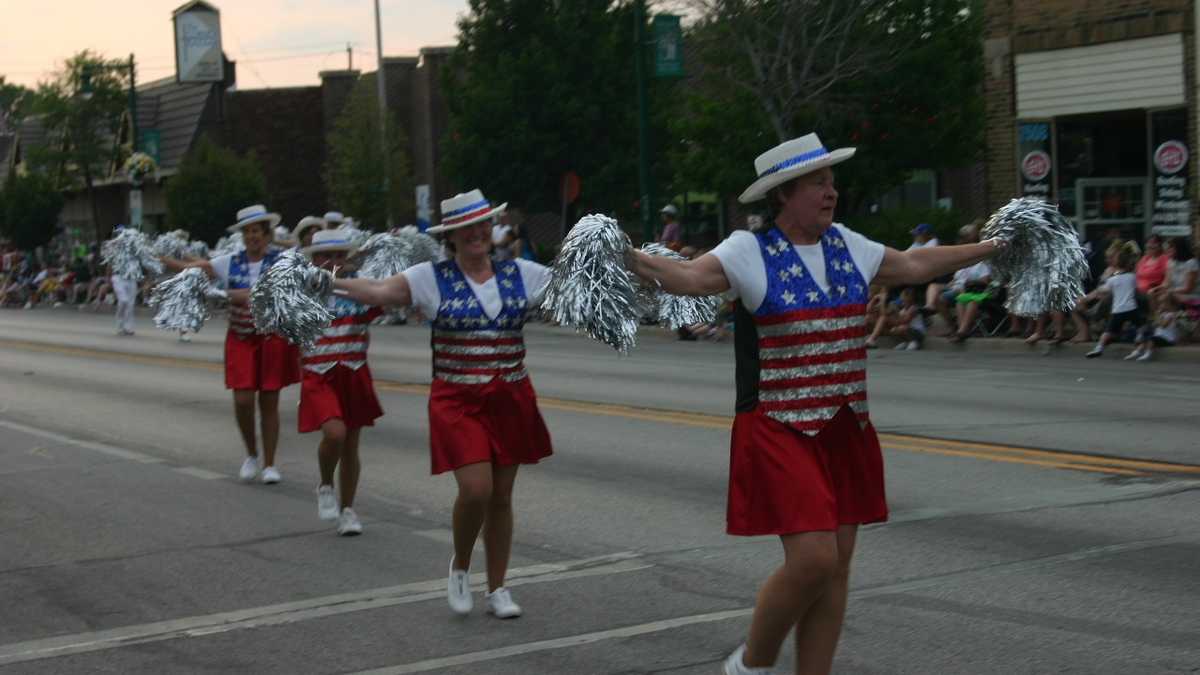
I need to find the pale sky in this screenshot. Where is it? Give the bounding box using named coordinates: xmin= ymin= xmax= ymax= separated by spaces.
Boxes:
xmin=0 ymin=0 xmax=469 ymax=89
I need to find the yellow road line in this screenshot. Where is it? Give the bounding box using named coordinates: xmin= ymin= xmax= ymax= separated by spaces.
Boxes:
xmin=2 ymin=337 xmax=1192 ymax=477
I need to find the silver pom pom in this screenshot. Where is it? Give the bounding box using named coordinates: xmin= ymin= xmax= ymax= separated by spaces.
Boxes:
xmin=981 ymin=198 xmax=1090 ymax=317
xmin=638 ymin=243 xmax=723 ymax=330
xmin=250 ymin=250 xmax=334 ymax=349
xmin=101 ymin=229 xmax=163 ymax=281
xmin=355 ymin=230 xmax=441 ymax=280
xmin=149 ymin=267 xmax=226 ymax=333
xmin=542 ymin=214 xmax=640 ymax=354
xmin=152 ymin=232 xmax=188 ymax=259
xmin=186 ymin=240 xmax=209 ymax=259
xmin=211 ymin=232 xmax=244 ymax=258
xmin=339 ymin=225 xmax=372 ymax=249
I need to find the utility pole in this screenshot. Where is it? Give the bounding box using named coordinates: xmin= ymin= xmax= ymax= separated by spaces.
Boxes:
xmin=128 ymin=54 xmax=138 ymax=152
xmin=374 ymin=0 xmax=393 ymax=228
xmin=634 ymin=0 xmax=653 ymax=243
xmin=347 ymin=43 xmax=353 ymax=70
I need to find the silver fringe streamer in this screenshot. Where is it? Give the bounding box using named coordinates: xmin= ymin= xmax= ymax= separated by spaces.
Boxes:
xmin=152 ymin=232 xmax=189 ymax=259
xmin=542 ymin=214 xmax=640 ymax=354
xmin=340 ymin=225 xmax=372 ymax=249
xmin=354 ymin=230 xmax=443 ymax=280
xmin=638 ymin=243 xmax=723 ymax=330
xmin=149 ymin=267 xmax=227 ymax=333
xmin=211 ymin=232 xmax=243 ymax=258
xmin=186 ymin=240 xmax=209 ymax=259
xmin=981 ymin=198 xmax=1090 ymax=317
xmin=101 ymin=229 xmax=163 ymax=281
xmin=250 ymin=250 xmax=334 ymax=348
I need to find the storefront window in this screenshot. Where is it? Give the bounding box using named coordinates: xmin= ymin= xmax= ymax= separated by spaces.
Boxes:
xmin=1055 ymin=110 xmax=1147 ymax=220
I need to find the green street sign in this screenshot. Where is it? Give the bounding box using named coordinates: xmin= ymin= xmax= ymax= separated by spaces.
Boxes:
xmin=140 ymin=129 xmax=162 ymax=164
xmin=653 ymin=14 xmax=683 ymax=78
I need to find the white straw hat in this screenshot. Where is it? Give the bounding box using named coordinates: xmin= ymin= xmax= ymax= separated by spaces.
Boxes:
xmin=738 ymin=133 xmax=855 ymax=204
xmin=428 ymin=189 xmax=507 ymax=234
xmin=301 ymin=228 xmax=359 ymax=256
xmin=292 ymin=215 xmax=326 ymax=242
xmin=228 ymin=204 xmax=282 ymax=233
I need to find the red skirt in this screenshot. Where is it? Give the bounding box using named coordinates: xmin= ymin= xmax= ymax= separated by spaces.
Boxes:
xmin=224 ymin=331 xmax=301 ymax=392
xmin=727 ymin=404 xmax=888 ymax=536
xmin=298 ymin=364 xmax=384 ymax=433
xmin=428 ymin=376 xmax=553 ymax=475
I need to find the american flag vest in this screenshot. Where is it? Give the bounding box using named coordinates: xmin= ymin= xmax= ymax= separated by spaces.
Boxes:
xmin=226 ymin=249 xmax=282 ymax=336
xmin=431 ymin=259 xmax=530 ymax=385
xmin=301 ymin=275 xmax=382 ymax=374
xmin=739 ymin=226 xmax=870 ymax=435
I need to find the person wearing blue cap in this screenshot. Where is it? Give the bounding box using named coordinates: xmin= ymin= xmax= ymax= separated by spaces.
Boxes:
xmin=907 ymin=223 xmax=945 ymax=318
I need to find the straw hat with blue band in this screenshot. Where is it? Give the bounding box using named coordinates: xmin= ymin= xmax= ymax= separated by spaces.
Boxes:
xmin=228 ymin=204 xmax=282 ymax=233
xmin=737 ymin=133 xmax=856 ymax=204
xmin=427 ymin=189 xmax=508 ymax=234
xmin=292 ymin=215 xmax=327 ymax=243
xmin=301 ymin=228 xmax=359 ymax=256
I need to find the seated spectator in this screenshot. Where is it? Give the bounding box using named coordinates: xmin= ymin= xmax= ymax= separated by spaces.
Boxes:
xmin=907 ymin=222 xmax=949 ymax=315
xmin=946 ymin=261 xmax=992 ymax=343
xmin=1152 ymin=237 xmax=1198 ymax=311
xmin=864 ymin=284 xmax=890 ymax=348
xmin=935 ymin=223 xmax=980 ymax=334
xmin=1136 ymin=234 xmax=1169 ymax=318
xmin=889 ymin=287 xmax=927 ymax=350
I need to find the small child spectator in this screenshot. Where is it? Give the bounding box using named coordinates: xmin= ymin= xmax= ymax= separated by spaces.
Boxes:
xmin=1084 ymin=242 xmax=1152 ymax=361
xmin=889 ymin=287 xmax=926 ymax=351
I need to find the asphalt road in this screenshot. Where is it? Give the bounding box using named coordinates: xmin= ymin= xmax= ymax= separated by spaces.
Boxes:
xmin=1 ymin=307 xmax=1197 ymax=674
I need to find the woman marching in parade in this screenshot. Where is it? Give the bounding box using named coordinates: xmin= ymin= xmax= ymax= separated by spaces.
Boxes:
xmin=162 ymin=205 xmax=301 ymax=484
xmin=625 ymin=134 xmax=1006 ymax=675
xmin=334 ymin=189 xmax=552 ymax=619
xmin=297 ymin=229 xmax=385 ymax=536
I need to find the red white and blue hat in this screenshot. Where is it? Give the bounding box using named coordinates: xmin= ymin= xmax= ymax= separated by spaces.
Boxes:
xmin=428 ymin=189 xmax=507 ymax=234
xmin=228 ymin=204 xmax=282 ymax=233
xmin=738 ymin=133 xmax=856 ymax=204
xmin=301 ymin=228 xmax=359 ymax=256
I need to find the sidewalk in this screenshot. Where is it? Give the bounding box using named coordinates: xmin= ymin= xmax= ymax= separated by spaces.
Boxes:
xmin=913 ymin=334 xmax=1200 ymax=363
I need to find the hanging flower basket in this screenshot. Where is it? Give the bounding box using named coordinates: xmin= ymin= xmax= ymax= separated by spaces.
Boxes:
xmin=124 ymin=152 xmax=158 ymax=186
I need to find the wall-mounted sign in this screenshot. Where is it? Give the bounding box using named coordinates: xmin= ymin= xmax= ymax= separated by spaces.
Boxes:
xmin=415 ymin=185 xmax=432 ymax=231
xmin=173 ymin=1 xmax=224 ymax=84
xmin=1017 ymin=122 xmax=1052 ymax=198
xmin=1150 ymin=109 xmax=1189 ymax=236
xmin=652 ymin=15 xmax=683 ymax=78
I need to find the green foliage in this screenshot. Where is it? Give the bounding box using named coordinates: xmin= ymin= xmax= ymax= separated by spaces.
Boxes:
xmin=31 ymin=51 xmax=130 ymax=183
xmin=0 ymin=76 xmax=35 ymax=129
xmin=0 ymin=171 xmax=65 ymax=251
xmin=166 ymin=136 xmax=267 ymax=244
xmin=673 ymin=0 xmax=984 ymax=210
xmin=850 ymin=206 xmax=972 ymax=251
xmin=443 ymin=0 xmax=667 ymax=219
xmin=325 ymin=74 xmax=414 ymax=229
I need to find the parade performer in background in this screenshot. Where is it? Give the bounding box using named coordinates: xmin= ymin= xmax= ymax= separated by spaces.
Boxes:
xmin=293 ymin=215 xmax=327 ymax=250
xmin=334 ymin=189 xmax=552 ymax=619
xmin=625 ymin=134 xmax=1005 ymax=675
xmin=298 ymin=229 xmax=384 ymax=536
xmin=162 ymin=205 xmax=301 ymax=484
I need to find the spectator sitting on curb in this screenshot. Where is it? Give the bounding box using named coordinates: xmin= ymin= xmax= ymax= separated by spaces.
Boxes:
xmin=864 ymin=284 xmax=890 ymax=348
xmin=889 ymin=287 xmax=927 ymax=351
xmin=657 ymin=204 xmax=683 ymax=250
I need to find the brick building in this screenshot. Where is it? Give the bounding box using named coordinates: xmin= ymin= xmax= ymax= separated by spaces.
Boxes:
xmin=984 ymin=0 xmax=1198 ymax=243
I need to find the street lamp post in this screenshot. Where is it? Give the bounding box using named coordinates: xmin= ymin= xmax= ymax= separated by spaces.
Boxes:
xmin=634 ymin=0 xmax=654 ymax=243
xmin=81 ymin=54 xmax=142 ymax=228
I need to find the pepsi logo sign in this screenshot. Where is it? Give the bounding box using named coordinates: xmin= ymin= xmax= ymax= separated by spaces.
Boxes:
xmin=1154 ymin=141 xmax=1188 ymax=175
xmin=1021 ymin=151 xmax=1051 ymax=182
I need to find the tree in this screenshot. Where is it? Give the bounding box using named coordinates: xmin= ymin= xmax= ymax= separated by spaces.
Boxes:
xmin=324 ymin=74 xmax=414 ymax=229
xmin=0 ymin=171 xmax=65 ymax=251
xmin=443 ymin=0 xmax=669 ymax=220
xmin=673 ymin=0 xmax=984 ymax=212
xmin=166 ymin=136 xmax=268 ymax=245
xmin=0 ymin=76 xmax=36 ymax=132
xmin=29 ymin=51 xmax=131 ymax=241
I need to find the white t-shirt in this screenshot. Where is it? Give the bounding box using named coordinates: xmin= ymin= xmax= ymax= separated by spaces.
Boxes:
xmin=1168 ymin=258 xmax=1199 ymax=294
xmin=209 ymin=254 xmax=264 ymax=289
xmin=1103 ymin=272 xmax=1138 ymax=313
xmin=950 ymin=261 xmax=991 ymax=290
xmin=403 ymin=259 xmax=551 ymax=321
xmin=906 ymin=237 xmax=939 ymax=251
xmin=709 ymin=225 xmax=885 ymax=313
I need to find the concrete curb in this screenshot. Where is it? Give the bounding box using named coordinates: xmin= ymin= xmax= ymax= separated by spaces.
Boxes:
xmin=886 ymin=335 xmax=1200 ymax=364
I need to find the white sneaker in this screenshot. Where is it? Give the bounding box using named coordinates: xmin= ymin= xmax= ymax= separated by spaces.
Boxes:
xmin=260 ymin=466 xmax=281 ymax=484
xmin=336 ymin=507 xmax=363 ymax=536
xmin=893 ymin=341 xmax=907 ymax=351
xmin=447 ymin=557 xmax=473 ymax=615
xmin=1123 ymin=348 xmax=1144 ymax=361
xmin=1085 ymin=345 xmax=1104 ymax=359
xmin=238 ymin=456 xmax=259 ymax=482
xmin=178 ymin=332 xmax=192 ymax=343
xmin=906 ymin=340 xmax=921 ymax=351
xmin=317 ymin=485 xmax=339 ymax=520
xmin=485 ymin=587 xmax=522 ymax=619
xmin=1136 ymin=350 xmax=1153 ymax=362
xmin=723 ymin=645 xmax=773 ymax=674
